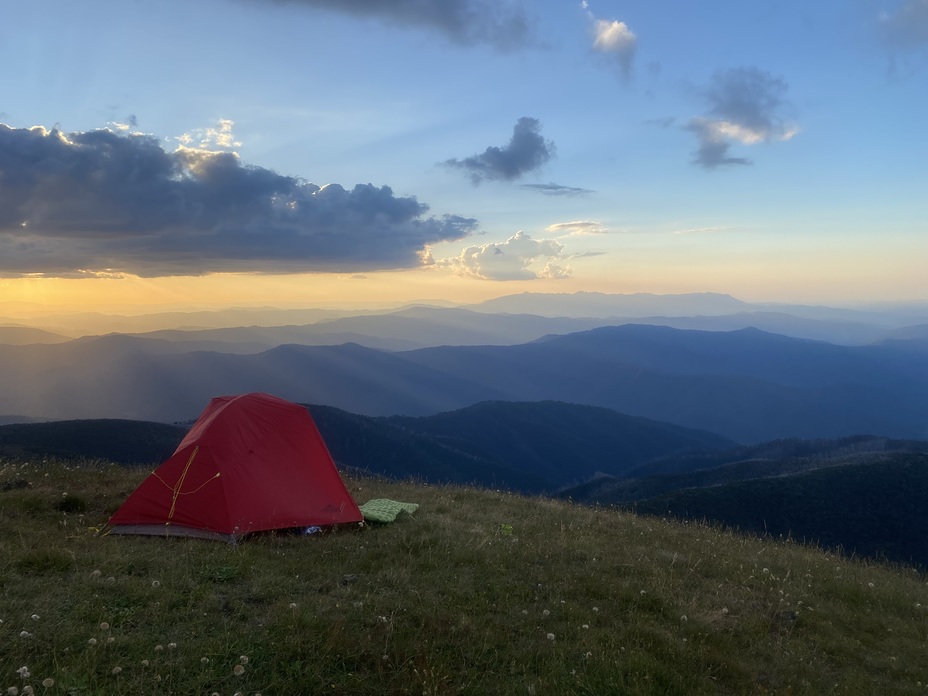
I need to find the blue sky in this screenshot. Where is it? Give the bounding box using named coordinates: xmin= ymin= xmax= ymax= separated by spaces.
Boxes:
xmin=1 ymin=0 xmax=926 ymax=310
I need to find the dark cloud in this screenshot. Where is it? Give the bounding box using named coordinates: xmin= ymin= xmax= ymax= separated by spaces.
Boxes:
xmin=686 ymin=68 xmax=798 ymax=169
xmin=879 ymin=0 xmax=928 ymax=52
xmin=263 ymin=0 xmax=535 ymax=50
xmin=520 ymin=183 xmax=593 ymax=197
xmin=0 ymin=124 xmax=475 ymax=278
xmin=444 ymin=117 xmax=555 ymax=185
xmin=685 ymin=120 xmax=752 ymax=168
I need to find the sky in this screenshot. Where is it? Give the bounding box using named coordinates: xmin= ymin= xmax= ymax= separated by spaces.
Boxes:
xmin=1 ymin=0 xmax=927 ymax=314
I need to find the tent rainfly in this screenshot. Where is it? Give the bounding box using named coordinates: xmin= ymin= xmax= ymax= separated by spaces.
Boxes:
xmin=108 ymin=393 xmax=362 ymax=540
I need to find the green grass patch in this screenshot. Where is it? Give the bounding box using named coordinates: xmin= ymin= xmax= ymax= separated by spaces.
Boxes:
xmin=1 ymin=459 xmax=927 ymax=694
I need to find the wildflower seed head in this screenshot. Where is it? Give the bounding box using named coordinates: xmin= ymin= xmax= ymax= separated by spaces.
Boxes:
xmin=233 ymin=664 xmax=245 ymax=676
xmin=107 ymin=637 xmax=115 ymax=644
xmin=201 ymin=657 xmax=209 ymax=665
xmin=30 ymin=615 xmax=39 ymax=621
xmin=111 ymin=666 xmax=122 ymax=675
xmin=88 ymin=638 xmax=97 ymax=646
xmin=16 ymin=667 xmax=29 ymax=679
xmin=141 ymin=660 xmax=149 ymax=667
xmin=151 ymin=580 xmax=160 ymax=588
xmin=7 ymin=687 xmax=18 ymax=696
xmin=239 ymin=655 xmax=249 ymax=664
xmin=99 ymin=622 xmax=110 ymax=630
xmin=19 ymin=632 xmax=31 ymax=639
xmin=167 ymin=642 xmax=176 ymax=650
xmin=41 ymin=680 xmax=54 ymax=689
xmin=546 ymin=633 xmax=555 ymax=641
xmin=154 ymin=645 xmax=163 ymax=652
xmin=542 ymin=609 xmax=550 ymax=617
xmin=288 ymin=603 xmax=298 ymax=609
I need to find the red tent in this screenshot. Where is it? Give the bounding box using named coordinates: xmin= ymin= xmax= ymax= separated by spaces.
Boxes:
xmin=108 ymin=393 xmax=362 ymax=540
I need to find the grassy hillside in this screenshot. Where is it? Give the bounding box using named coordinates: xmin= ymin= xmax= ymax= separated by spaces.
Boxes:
xmin=0 ymin=420 xmax=187 ymax=465
xmin=631 ymin=454 xmax=928 ymax=569
xmin=2 ymin=460 xmax=928 ymax=694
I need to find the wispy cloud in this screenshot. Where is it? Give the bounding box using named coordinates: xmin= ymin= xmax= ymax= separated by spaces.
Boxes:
xmin=545 ymin=220 xmax=607 ymax=237
xmin=444 ymin=117 xmax=555 ymax=185
xmin=879 ymin=0 xmax=928 ymax=52
xmin=434 ymin=230 xmax=571 ymax=280
xmin=671 ymin=225 xmax=742 ymax=236
xmin=0 ymin=122 xmax=475 ymax=278
xmin=255 ymin=0 xmax=536 ymax=50
xmin=686 ymin=68 xmax=798 ymax=169
xmin=520 ymin=182 xmax=593 ymax=197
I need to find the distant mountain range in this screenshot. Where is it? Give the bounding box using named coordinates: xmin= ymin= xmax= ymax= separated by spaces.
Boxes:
xmin=2 ymin=321 xmax=928 ymax=442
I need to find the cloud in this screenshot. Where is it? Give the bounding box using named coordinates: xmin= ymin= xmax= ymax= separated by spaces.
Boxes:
xmin=0 ymin=123 xmax=476 ymax=278
xmin=645 ymin=116 xmax=676 ymax=128
xmin=545 ymin=220 xmax=607 ymax=236
xmin=583 ymin=4 xmax=637 ymax=78
xmin=671 ymin=225 xmax=742 ymax=235
xmin=435 ymin=230 xmax=571 ymax=280
xmin=686 ymin=68 xmax=798 ymax=169
xmin=879 ymin=0 xmax=928 ymax=53
xmin=444 ymin=117 xmax=555 ymax=184
xmin=520 ymin=182 xmax=593 ymax=197
xmin=260 ymin=0 xmax=535 ymax=50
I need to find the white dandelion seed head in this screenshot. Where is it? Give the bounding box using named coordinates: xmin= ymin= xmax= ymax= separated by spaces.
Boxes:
xmin=16 ymin=667 xmax=30 ymax=678
xmin=41 ymin=680 xmax=54 ymax=689
xmin=88 ymin=638 xmax=98 ymax=646
xmin=288 ymin=603 xmax=298 ymax=609
xmin=30 ymin=615 xmax=39 ymax=621
xmin=542 ymin=609 xmax=550 ymax=617
xmin=200 ymin=657 xmax=209 ymax=664
xmin=167 ymin=642 xmax=176 ymax=650
xmin=111 ymin=666 xmax=122 ymax=675
xmin=239 ymin=655 xmax=249 ymax=664
xmin=7 ymin=687 xmax=18 ymax=696
xmin=233 ymin=664 xmax=245 ymax=676
xmin=546 ymin=633 xmax=555 ymax=641
xmin=19 ymin=632 xmax=31 ymax=639
xmin=99 ymin=622 xmax=110 ymax=630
